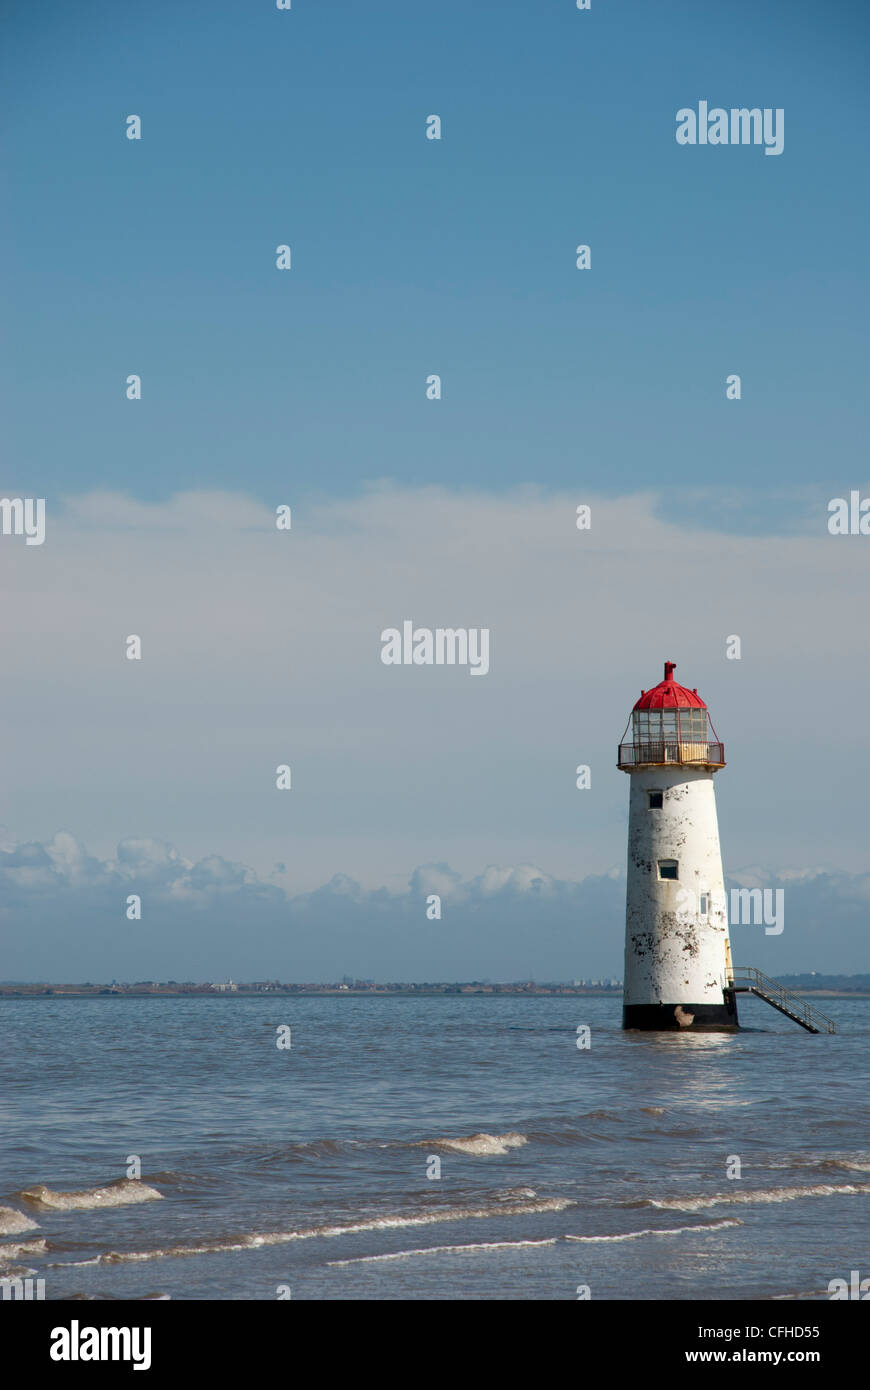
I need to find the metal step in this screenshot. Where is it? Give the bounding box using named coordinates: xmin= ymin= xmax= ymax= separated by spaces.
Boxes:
xmin=732 ymin=966 xmax=836 ymax=1034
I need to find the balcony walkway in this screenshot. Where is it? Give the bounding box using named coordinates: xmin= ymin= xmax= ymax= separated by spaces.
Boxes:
xmin=617 ymin=741 xmax=725 ymax=769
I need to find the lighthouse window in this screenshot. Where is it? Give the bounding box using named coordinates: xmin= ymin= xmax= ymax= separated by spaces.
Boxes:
xmin=699 ymin=893 xmax=710 ymax=917
xmin=648 ymin=791 xmax=663 ymax=809
xmin=658 ymin=860 xmax=679 ymax=880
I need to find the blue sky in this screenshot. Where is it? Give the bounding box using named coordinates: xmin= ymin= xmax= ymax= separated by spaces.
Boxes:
xmin=2 ymin=2 xmax=870 ymax=979
xmin=3 ymin=0 xmax=868 ymax=508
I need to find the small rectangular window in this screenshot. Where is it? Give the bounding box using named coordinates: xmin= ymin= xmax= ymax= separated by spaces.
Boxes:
xmin=658 ymin=860 xmax=679 ymax=880
xmin=699 ymin=892 xmax=710 ymax=916
xmin=648 ymin=791 xmax=663 ymax=809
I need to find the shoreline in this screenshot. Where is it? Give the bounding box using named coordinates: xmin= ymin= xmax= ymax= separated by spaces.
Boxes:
xmin=1 ymin=987 xmax=866 ymax=999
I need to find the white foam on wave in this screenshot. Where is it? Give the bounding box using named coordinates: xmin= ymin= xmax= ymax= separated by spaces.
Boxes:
xmin=19 ymin=1180 xmax=163 ymax=1212
xmin=565 ymin=1218 xmax=741 ymax=1243
xmin=430 ymin=1132 xmax=528 ymax=1156
xmin=0 ymin=1238 xmax=47 ymax=1264
xmin=50 ymin=1195 xmax=573 ymax=1267
xmin=0 ymin=1206 xmax=39 ymax=1235
xmin=649 ymin=1182 xmax=870 ymax=1213
xmin=328 ymin=1238 xmax=557 ymax=1266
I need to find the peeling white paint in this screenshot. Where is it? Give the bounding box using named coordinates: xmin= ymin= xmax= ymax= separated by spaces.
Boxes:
xmin=623 ymin=768 xmax=732 ymax=1007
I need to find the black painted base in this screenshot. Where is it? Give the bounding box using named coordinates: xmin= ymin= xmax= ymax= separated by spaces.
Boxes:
xmin=623 ymin=992 xmax=739 ymax=1032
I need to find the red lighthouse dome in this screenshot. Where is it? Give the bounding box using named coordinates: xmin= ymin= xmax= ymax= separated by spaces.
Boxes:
xmin=618 ymin=661 xmax=724 ymax=770
xmin=633 ymin=660 xmax=707 ymax=711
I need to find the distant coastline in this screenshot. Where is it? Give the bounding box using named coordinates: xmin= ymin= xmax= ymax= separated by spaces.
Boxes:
xmin=1 ymin=977 xmax=867 ymax=998
xmin=0 ymin=980 xmax=621 ymax=998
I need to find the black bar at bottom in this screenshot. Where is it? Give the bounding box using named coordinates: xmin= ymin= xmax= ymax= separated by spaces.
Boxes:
xmin=8 ymin=1297 xmax=863 ymax=1375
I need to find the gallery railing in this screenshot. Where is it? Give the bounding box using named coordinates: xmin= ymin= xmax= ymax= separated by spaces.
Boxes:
xmin=617 ymin=741 xmax=725 ymax=768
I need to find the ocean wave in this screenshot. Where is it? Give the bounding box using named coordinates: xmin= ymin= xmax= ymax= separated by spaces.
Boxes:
xmin=328 ymin=1238 xmax=558 ymax=1266
xmin=428 ymin=1132 xmax=528 ymax=1156
xmin=647 ymin=1183 xmax=870 ymax=1212
xmin=0 ymin=1206 xmax=39 ymax=1235
xmin=0 ymin=1238 xmax=47 ymax=1264
xmin=806 ymin=1157 xmax=870 ymax=1175
xmin=565 ymin=1219 xmax=741 ymax=1243
xmin=763 ymin=1155 xmax=870 ymax=1177
xmin=18 ymin=1180 xmax=163 ymax=1212
xmin=520 ymin=1111 xmax=671 ymax=1147
xmin=50 ymin=1195 xmax=574 ymax=1267
xmin=144 ymin=1170 xmax=220 ymax=1187
xmin=772 ymin=1288 xmax=835 ymax=1301
xmin=256 ymin=1140 xmax=349 ymax=1164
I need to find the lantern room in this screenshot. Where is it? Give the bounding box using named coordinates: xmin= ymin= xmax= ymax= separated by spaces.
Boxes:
xmin=617 ymin=661 xmax=725 ymax=770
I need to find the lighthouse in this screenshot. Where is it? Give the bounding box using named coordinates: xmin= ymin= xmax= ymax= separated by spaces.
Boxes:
xmin=617 ymin=662 xmax=738 ymax=1031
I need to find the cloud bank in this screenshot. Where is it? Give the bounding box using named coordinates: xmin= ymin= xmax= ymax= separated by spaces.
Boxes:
xmin=0 ymin=829 xmax=865 ymax=981
xmin=1 ymin=484 xmax=868 ymax=978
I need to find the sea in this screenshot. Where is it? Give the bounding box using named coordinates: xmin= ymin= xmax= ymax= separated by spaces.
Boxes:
xmin=1 ymin=993 xmax=868 ymax=1301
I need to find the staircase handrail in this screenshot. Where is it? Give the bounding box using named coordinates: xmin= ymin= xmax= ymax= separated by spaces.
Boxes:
xmin=733 ymin=965 xmax=837 ymax=1033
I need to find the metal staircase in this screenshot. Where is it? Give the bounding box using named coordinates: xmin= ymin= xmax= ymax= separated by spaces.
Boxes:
xmin=732 ymin=966 xmax=836 ymax=1034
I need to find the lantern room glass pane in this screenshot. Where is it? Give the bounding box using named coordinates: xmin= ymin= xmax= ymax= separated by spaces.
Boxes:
xmin=632 ymin=709 xmax=710 ymax=741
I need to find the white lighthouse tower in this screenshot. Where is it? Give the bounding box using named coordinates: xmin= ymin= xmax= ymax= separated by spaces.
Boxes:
xmin=617 ymin=661 xmax=738 ymax=1031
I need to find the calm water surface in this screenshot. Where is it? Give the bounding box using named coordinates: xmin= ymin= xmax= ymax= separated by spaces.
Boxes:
xmin=1 ymin=995 xmax=868 ymax=1300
